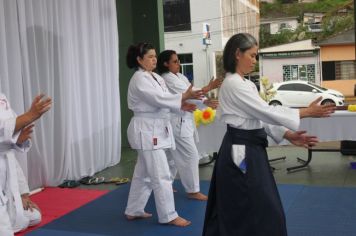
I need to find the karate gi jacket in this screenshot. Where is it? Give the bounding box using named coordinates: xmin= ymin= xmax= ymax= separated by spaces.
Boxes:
xmin=0 ymin=93 xmax=31 ymax=230
xmin=127 ymin=69 xmax=182 ymax=150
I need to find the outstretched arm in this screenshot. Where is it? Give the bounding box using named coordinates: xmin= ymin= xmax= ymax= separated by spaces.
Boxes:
xmin=299 ymin=97 xmax=335 ymax=119
xmin=284 ymin=130 xmax=319 ymax=148
xmin=15 ymin=94 xmax=52 ymax=133
xmin=201 ymin=77 xmax=223 ymax=94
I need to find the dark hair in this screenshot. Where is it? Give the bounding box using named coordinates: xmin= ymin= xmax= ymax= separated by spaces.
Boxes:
xmin=156 ymin=50 xmax=177 ymax=74
xmin=126 ymin=42 xmax=155 ymax=69
xmin=223 ymin=33 xmax=258 ymax=73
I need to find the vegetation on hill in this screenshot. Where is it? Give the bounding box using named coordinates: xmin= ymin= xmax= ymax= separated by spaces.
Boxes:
xmin=261 ymin=0 xmax=352 ymax=18
xmin=259 ymin=0 xmax=354 ymax=48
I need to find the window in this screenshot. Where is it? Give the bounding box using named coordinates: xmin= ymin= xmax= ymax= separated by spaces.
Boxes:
xmin=322 ymin=62 xmax=336 ymax=81
xmin=308 ymin=82 xmax=327 ymax=91
xmin=336 ymin=61 xmax=356 ymax=80
xmin=163 ymin=0 xmax=191 ymax=32
xmin=323 ymin=61 xmax=356 ymax=81
xmin=293 ymin=84 xmax=314 ymax=92
xmin=278 ymin=84 xmax=295 ymax=91
xmin=279 ymin=23 xmax=291 ymax=31
xmin=283 ymin=64 xmax=315 ymax=82
xmin=178 ymin=53 xmax=193 ymax=82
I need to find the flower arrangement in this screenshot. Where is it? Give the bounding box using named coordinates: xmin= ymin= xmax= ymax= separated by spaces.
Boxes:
xmin=193 ymin=109 xmax=202 ymax=127
xmin=194 ymin=107 xmax=216 ymax=127
xmin=348 ymin=104 xmax=356 ymax=112
xmin=259 ymin=76 xmax=276 ymax=102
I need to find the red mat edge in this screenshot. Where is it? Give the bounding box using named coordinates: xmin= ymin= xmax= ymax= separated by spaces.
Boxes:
xmin=16 ymin=187 xmax=109 ymax=236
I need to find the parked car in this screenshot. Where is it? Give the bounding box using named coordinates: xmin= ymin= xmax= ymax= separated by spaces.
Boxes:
xmin=269 ymin=80 xmax=344 ymax=107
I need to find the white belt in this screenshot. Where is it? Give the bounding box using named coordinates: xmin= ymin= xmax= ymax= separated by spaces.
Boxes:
xmin=0 ymin=143 xmax=13 ymax=155
xmin=134 ymin=112 xmax=170 ymax=120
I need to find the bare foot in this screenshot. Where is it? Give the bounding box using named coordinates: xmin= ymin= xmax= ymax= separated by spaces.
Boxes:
xmin=125 ymin=212 xmax=152 ymax=220
xmin=173 ymin=188 xmax=178 ymax=193
xmin=187 ymin=192 xmax=208 ymax=201
xmin=168 ymin=216 xmax=191 ymax=227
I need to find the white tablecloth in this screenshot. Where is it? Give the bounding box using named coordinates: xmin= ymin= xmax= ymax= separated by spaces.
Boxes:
xmin=298 ymin=111 xmax=356 ymax=142
xmin=196 ymin=111 xmax=356 ymax=154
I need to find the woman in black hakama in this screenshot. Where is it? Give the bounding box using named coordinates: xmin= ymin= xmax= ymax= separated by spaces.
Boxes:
xmin=203 ymin=127 xmax=287 ymax=236
xmin=202 ymin=33 xmax=335 ymax=236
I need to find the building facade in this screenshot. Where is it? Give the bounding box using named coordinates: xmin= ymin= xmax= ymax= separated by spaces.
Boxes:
xmin=163 ymin=0 xmax=259 ymax=87
xmin=259 ymin=39 xmax=321 ymax=84
xmin=260 ymin=16 xmax=299 ymax=35
xmin=318 ymin=28 xmax=356 ymax=96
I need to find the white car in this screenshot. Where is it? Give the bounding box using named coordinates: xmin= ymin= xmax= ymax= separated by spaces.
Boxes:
xmin=269 ymin=80 xmax=344 ymax=107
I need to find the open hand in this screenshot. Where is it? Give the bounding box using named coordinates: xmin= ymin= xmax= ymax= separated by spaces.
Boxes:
xmin=21 ymin=194 xmax=41 ymax=212
xmin=182 ymin=85 xmax=204 ymax=101
xmin=16 ymin=124 xmax=34 ymax=145
xmin=28 ymin=94 xmax=52 ymax=121
xmin=284 ymin=130 xmax=319 ymax=148
xmin=305 ymin=96 xmax=336 ymax=118
xmin=181 ymin=102 xmax=197 ymax=112
xmin=207 ymin=77 xmax=223 ymax=91
xmin=204 ymin=99 xmax=219 ymax=109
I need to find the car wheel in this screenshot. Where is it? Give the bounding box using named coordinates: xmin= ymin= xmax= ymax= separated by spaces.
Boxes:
xmin=269 ymin=100 xmax=282 ymax=106
xmin=321 ymin=99 xmax=335 ymax=105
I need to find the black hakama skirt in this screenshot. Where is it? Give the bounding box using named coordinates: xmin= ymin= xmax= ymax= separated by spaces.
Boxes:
xmin=202 ymin=126 xmax=287 ymax=236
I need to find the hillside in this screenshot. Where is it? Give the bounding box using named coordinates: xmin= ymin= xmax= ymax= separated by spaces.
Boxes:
xmin=260 ymin=0 xmax=354 ymax=48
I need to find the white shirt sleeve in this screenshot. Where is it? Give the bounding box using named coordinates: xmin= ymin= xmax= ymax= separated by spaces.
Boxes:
xmin=162 ymin=72 xmax=208 ymax=111
xmin=263 ymin=123 xmax=288 ymax=144
xmin=132 ymin=73 xmax=182 ymax=113
xmin=226 ymin=78 xmax=300 ymax=131
xmin=13 ymin=140 xmax=32 ymax=153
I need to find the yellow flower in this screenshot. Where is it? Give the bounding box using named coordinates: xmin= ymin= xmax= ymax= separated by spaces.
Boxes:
xmin=348 ymin=105 xmax=356 ymax=112
xmin=261 ymin=76 xmax=269 ymax=87
xmin=201 ymin=107 xmax=216 ymax=125
xmin=194 ymin=109 xmax=202 ymax=127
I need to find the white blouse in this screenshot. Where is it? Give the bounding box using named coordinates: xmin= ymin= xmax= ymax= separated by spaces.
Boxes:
xmin=217 ymin=73 xmax=300 ymax=143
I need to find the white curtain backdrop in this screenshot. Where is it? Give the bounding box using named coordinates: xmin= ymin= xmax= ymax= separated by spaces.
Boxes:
xmin=0 ymin=0 xmax=121 ymax=189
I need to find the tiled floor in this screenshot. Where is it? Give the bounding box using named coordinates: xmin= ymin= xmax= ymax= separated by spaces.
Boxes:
xmin=80 ymin=141 xmax=356 ymax=191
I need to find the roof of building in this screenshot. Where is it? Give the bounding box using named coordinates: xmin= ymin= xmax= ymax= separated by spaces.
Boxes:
xmin=317 ymin=28 xmax=355 ymax=46
xmin=259 ymin=39 xmax=319 ymax=53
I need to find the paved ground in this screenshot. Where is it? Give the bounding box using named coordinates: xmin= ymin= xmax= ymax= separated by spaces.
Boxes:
xmin=78 ymin=97 xmax=356 ymax=191
xmin=81 ymin=142 xmax=356 ymax=192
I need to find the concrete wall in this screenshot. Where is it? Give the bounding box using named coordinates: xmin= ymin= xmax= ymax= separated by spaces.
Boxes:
xmin=164 ymin=0 xmax=223 ymax=88
xmin=260 ymin=55 xmax=321 ymax=84
xmin=320 ymin=44 xmax=356 ymax=97
xmin=164 ymin=0 xmax=259 ymax=88
xmin=320 ymin=45 xmax=356 ymax=62
xmin=322 ymin=80 xmax=356 ymax=97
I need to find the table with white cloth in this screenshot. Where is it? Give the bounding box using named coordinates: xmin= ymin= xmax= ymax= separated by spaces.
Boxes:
xmin=286 ymin=110 xmax=356 ymax=171
xmin=196 ymin=111 xmax=356 ymax=171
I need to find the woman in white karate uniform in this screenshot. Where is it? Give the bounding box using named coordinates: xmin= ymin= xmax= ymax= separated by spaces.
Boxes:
xmin=0 ymin=93 xmax=51 ymax=236
xmin=124 ymin=43 xmax=202 ymax=227
xmin=202 ymin=33 xmax=336 ymax=236
xmin=157 ymin=50 xmax=221 ymax=201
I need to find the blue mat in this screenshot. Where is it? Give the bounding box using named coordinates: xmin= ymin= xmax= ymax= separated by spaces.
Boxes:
xmin=28 ymin=182 xmax=356 ymax=236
